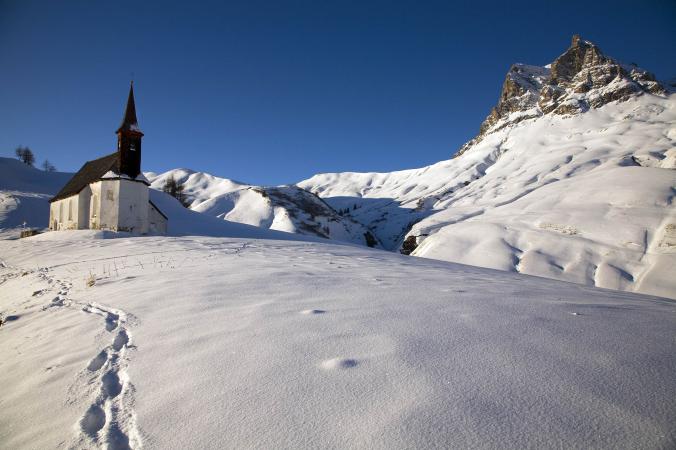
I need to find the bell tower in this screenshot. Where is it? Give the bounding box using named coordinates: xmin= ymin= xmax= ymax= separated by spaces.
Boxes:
xmin=116 ymin=82 xmax=144 ymax=178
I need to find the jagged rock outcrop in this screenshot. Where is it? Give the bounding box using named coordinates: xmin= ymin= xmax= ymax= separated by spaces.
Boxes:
xmin=539 ymin=35 xmax=664 ymax=115
xmin=456 ymin=35 xmax=666 ymax=157
xmin=478 ymin=64 xmax=549 ymax=136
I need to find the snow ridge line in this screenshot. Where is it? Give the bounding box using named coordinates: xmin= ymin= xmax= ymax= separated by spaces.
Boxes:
xmin=32 ymin=267 xmax=141 ymax=449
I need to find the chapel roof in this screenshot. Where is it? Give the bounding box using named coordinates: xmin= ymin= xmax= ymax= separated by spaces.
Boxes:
xmin=50 ymin=152 xmax=119 ymax=202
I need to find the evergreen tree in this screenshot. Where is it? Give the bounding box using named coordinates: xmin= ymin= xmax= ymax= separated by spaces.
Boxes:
xmin=42 ymin=159 xmax=56 ymax=172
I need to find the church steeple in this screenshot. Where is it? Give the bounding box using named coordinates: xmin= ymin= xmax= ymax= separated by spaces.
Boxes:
xmin=117 ymin=82 xmax=142 ymax=134
xmin=116 ymin=82 xmax=144 ymax=178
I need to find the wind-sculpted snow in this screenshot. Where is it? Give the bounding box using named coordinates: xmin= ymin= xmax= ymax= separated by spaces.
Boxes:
xmin=300 ymin=94 xmax=676 ymax=299
xmin=1 ymin=235 xmax=675 ymax=448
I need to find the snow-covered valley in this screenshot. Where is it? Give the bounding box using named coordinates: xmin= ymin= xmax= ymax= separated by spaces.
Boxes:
xmin=1 ymin=233 xmax=675 ymax=449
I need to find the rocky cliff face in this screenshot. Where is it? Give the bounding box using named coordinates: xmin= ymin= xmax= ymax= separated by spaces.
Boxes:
xmin=457 ymin=35 xmax=666 ymax=156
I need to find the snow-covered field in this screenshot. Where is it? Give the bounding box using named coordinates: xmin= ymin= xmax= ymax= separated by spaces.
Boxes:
xmin=1 ymin=232 xmax=675 ymax=449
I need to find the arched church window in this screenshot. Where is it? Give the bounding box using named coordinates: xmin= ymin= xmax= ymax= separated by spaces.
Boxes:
xmin=130 ymin=142 xmax=136 ymax=152
xmin=68 ymin=199 xmax=73 ymax=221
xmin=59 ymin=202 xmax=63 ymax=222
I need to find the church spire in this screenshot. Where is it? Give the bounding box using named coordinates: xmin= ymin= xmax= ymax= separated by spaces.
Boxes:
xmin=116 ymin=81 xmax=143 ymax=135
xmin=116 ymin=82 xmax=144 ymax=178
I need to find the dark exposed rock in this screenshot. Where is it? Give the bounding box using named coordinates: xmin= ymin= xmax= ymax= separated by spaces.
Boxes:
xmin=456 ymin=35 xmax=666 ymax=157
xmin=364 ymin=231 xmax=378 ymax=248
xmin=536 ymin=35 xmax=662 ymax=115
xmin=478 ymin=63 xmax=549 ymax=136
xmin=400 ymin=235 xmax=418 ymax=255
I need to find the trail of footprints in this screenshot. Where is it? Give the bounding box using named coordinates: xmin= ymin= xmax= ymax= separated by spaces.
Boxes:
xmin=77 ymin=304 xmax=138 ymax=450
xmin=33 ymin=267 xmax=139 ymax=449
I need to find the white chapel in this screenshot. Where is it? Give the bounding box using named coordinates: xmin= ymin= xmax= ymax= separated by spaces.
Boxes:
xmin=49 ymin=83 xmax=167 ymax=234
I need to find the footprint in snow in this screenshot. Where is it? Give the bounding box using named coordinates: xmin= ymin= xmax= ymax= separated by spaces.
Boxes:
xmin=105 ymin=313 xmax=120 ymax=332
xmin=101 ymin=371 xmax=123 ymax=399
xmin=321 ymin=358 xmax=359 ymax=370
xmin=300 ymin=309 xmax=326 ymax=315
xmin=113 ymin=330 xmax=129 ymax=351
xmin=81 ymin=404 xmax=106 ymax=436
xmin=87 ymin=350 xmax=108 ymax=372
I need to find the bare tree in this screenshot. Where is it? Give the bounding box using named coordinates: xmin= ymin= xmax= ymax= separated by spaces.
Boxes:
xmin=162 ymin=175 xmax=189 ymax=207
xmin=15 ymin=146 xmax=35 ymax=166
xmin=42 ymin=159 xmax=57 ymax=172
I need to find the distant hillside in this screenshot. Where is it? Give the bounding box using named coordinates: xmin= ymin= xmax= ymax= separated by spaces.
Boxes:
xmin=146 ymin=169 xmax=380 ymax=247
xmin=0 ymin=157 xmax=312 ymax=243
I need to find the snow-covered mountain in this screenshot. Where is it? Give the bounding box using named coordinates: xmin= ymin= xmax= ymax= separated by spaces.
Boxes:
xmin=3 ymin=36 xmax=673 ymax=299
xmin=298 ymin=36 xmax=676 ymax=299
xmin=145 ymin=169 xmax=380 ymax=247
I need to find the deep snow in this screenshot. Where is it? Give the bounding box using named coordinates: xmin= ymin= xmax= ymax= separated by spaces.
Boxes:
xmin=300 ymin=94 xmax=676 ymax=299
xmin=1 ymin=233 xmax=675 ymax=449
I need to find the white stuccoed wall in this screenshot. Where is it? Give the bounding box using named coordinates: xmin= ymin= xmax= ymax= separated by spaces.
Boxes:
xmin=117 ymin=179 xmax=149 ymax=234
xmin=50 ymin=179 xmax=161 ymax=234
xmin=49 ymin=196 xmax=80 ymax=230
xmin=149 ymin=202 xmax=168 ymax=234
xmin=89 ymin=182 xmax=101 ymax=229
xmin=91 ymin=180 xmax=120 ymax=231
xmin=77 ymin=186 xmax=91 ymax=229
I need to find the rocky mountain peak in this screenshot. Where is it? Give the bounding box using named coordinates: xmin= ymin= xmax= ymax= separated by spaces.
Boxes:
xmin=548 ymin=34 xmax=605 ymax=84
xmin=459 ymin=35 xmax=667 ymax=156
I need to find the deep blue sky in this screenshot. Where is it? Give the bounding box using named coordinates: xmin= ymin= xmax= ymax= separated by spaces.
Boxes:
xmin=1 ymin=0 xmax=675 ymax=185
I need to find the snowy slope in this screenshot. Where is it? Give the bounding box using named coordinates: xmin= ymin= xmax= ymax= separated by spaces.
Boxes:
xmin=299 ymin=38 xmax=676 ymax=299
xmin=0 ymin=158 xmax=72 ymax=230
xmin=1 ymin=234 xmax=675 ymax=449
xmin=146 ymin=169 xmax=379 ymax=247
xmin=0 ymin=157 xmax=310 ymax=243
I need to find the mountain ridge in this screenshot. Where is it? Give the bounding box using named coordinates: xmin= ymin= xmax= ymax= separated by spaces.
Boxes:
xmin=298 ymin=36 xmax=675 ymax=298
